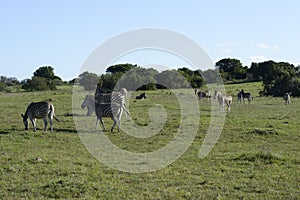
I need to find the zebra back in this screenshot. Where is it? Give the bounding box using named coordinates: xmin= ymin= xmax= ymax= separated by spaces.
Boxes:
xmin=95 ymin=103 xmax=122 ymax=118
xmin=24 ymin=102 xmax=51 ymax=119
xmin=96 ymin=92 xmax=125 ymax=105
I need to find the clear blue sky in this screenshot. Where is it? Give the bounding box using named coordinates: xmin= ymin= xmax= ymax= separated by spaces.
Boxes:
xmin=0 ymin=0 xmax=299 ymax=81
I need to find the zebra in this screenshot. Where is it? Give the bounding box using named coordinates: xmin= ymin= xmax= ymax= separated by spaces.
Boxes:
xmin=283 ymin=92 xmax=291 ymax=105
xmin=239 ymin=89 xmax=253 ymax=103
xmin=81 ymin=95 xmax=95 ymax=116
xmin=196 ymin=90 xmax=211 ymax=100
xmin=94 ymin=86 xmax=128 ymax=116
xmin=82 ymin=95 xmax=128 ymax=132
xmin=21 ymin=100 xmax=60 ymax=132
xmin=214 ymin=90 xmax=232 ymax=112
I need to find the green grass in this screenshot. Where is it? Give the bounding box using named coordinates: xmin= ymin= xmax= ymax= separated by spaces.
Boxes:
xmin=0 ymin=83 xmax=299 ymax=199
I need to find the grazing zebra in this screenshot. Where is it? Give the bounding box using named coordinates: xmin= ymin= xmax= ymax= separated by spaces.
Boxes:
xmin=283 ymin=92 xmax=291 ymax=105
xmin=21 ymin=100 xmax=60 ymax=132
xmin=81 ymin=95 xmax=95 ymax=116
xmin=196 ymin=90 xmax=211 ymax=100
xmin=239 ymin=89 xmax=253 ymax=103
xmin=135 ymin=92 xmax=146 ymax=99
xmin=214 ymin=90 xmax=232 ymax=111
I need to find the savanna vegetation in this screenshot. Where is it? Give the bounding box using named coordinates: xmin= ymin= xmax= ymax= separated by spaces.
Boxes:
xmin=2 ymin=58 xmax=299 ymax=96
xmin=0 ymin=82 xmax=299 ymax=199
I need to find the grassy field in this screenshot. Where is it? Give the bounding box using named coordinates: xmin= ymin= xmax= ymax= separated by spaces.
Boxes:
xmin=0 ymin=82 xmax=299 ymax=199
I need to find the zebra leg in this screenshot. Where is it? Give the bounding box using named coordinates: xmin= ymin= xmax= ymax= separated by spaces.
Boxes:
xmin=116 ymin=109 xmax=123 ymax=132
xmin=49 ymin=114 xmax=53 ymax=132
xmin=30 ymin=118 xmax=37 ymax=132
xmin=111 ymin=117 xmax=117 ymax=132
xmin=99 ymin=117 xmax=106 ymax=131
xmin=227 ymin=101 xmax=231 ymax=112
xmin=43 ymin=116 xmax=48 ymax=132
xmin=95 ymin=117 xmax=99 ymax=130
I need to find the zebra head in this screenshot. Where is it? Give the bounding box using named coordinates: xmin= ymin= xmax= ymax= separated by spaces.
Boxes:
xmin=21 ymin=114 xmax=28 ymax=130
xmin=81 ymin=95 xmax=95 ymax=109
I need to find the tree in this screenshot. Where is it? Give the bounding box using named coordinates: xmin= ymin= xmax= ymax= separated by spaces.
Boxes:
xmin=78 ymin=71 xmax=100 ymax=91
xmin=0 ymin=81 xmax=6 ymax=92
xmin=201 ymin=69 xmax=223 ymax=84
xmin=216 ymin=58 xmax=247 ymax=81
xmin=155 ymin=70 xmax=190 ymax=89
xmin=259 ymin=61 xmax=299 ymax=96
xmin=22 ymin=76 xmax=50 ymax=91
xmin=1 ymin=76 xmax=20 ymax=86
xmin=21 ymin=66 xmax=62 ymax=91
xmin=106 ymin=63 xmax=136 ymax=74
xmin=33 ymin=66 xmax=56 ymax=79
xmin=177 ymin=67 xmax=204 ymax=88
xmin=115 ymin=67 xmax=158 ymax=90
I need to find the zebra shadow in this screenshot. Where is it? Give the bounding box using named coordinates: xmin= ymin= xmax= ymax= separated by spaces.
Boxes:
xmin=56 ymin=128 xmax=78 ymax=134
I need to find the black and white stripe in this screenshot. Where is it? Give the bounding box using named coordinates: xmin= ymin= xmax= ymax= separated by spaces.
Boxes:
xmin=21 ymin=100 xmax=59 ymax=132
xmin=95 ymin=87 xmax=128 ymax=117
xmin=82 ymin=95 xmax=127 ymax=132
xmin=95 ymin=102 xmax=125 ymax=132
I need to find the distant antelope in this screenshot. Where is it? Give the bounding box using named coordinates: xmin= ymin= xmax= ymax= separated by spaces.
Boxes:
xmin=21 ymin=100 xmax=59 ymax=132
xmin=283 ymin=92 xmax=292 ymax=105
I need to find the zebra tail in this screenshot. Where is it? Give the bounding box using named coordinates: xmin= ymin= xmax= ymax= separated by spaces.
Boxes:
xmin=122 ymin=104 xmax=130 ymax=117
xmin=54 ymin=115 xmax=60 ymax=123
xmin=50 ymin=104 xmax=60 ymax=122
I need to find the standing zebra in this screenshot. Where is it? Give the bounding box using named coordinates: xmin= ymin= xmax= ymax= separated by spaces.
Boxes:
xmin=21 ymin=100 xmax=60 ymax=132
xmin=94 ymin=86 xmax=128 ymax=117
xmin=239 ymin=89 xmax=253 ymax=103
xmin=82 ymin=95 xmax=128 ymax=132
xmin=283 ymin=92 xmax=291 ymax=105
xmin=214 ymin=90 xmax=232 ymax=112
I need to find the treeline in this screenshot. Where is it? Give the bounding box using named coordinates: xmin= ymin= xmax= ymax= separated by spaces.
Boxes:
xmin=0 ymin=66 xmax=65 ymax=92
xmin=216 ymin=58 xmax=300 ymax=96
xmin=77 ymin=60 xmax=300 ymax=96
xmin=78 ymin=64 xmax=204 ymax=92
xmin=1 ymin=59 xmax=299 ymax=96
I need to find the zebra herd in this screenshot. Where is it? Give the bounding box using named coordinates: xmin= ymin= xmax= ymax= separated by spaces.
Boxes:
xmin=21 ymin=87 xmax=293 ymax=132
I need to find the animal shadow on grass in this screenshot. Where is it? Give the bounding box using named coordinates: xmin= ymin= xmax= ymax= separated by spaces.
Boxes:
xmin=56 ymin=128 xmax=78 ymax=134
